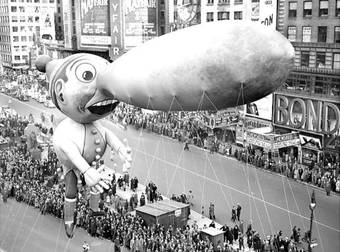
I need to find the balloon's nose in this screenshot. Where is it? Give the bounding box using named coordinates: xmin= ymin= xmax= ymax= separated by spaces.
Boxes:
xmin=96 ymin=65 xmax=124 ymax=100
xmin=35 ymin=55 xmax=63 ymax=81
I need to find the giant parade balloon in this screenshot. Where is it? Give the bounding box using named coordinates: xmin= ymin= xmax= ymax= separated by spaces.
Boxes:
xmin=34 ymin=20 xmax=294 ymax=238
xmin=96 ymin=21 xmax=294 ymax=111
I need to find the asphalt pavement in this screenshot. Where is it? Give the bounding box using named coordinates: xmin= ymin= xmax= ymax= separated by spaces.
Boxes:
xmin=0 ymin=93 xmax=339 ymax=252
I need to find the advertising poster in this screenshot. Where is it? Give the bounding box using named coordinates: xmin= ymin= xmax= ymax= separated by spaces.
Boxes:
xmin=40 ymin=7 xmax=55 ymax=40
xmin=124 ymin=0 xmax=157 ymax=48
xmin=80 ymin=0 xmax=111 ymax=46
xmin=259 ymin=0 xmax=277 ymax=29
xmin=246 ymin=94 xmax=273 ymax=121
xmin=170 ymin=0 xmax=201 ymax=31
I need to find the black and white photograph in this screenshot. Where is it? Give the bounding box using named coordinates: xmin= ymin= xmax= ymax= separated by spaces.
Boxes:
xmin=0 ymin=0 xmax=339 ymax=251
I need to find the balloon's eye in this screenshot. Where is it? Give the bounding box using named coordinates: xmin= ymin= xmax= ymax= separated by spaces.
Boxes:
xmin=75 ymin=63 xmax=96 ymax=83
xmin=82 ymin=71 xmax=93 ymax=81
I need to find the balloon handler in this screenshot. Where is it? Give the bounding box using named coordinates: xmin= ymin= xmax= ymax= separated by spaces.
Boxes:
xmin=35 ymin=21 xmax=294 ymax=238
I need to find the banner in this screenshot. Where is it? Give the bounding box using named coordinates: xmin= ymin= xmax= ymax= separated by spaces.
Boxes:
xmin=80 ymin=0 xmax=111 ymax=46
xmin=199 ymin=112 xmax=239 ymax=129
xmin=124 ymin=0 xmax=157 ymax=48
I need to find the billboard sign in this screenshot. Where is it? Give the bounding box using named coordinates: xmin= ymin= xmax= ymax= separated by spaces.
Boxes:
xmin=80 ymin=0 xmax=111 ymax=46
xmin=124 ymin=0 xmax=157 ymax=48
xmin=63 ymin=0 xmax=72 ymax=49
xmin=273 ymin=94 xmax=340 ymax=135
xmin=246 ymin=94 xmax=273 ymax=121
xmin=40 ymin=7 xmax=55 ymax=40
xmin=259 ymin=0 xmax=276 ymax=28
xmin=110 ymin=0 xmax=123 ymax=58
xmin=170 ymin=0 xmax=200 ymax=31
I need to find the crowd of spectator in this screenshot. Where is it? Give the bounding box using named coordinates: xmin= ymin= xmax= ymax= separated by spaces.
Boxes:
xmin=111 ymin=104 xmax=340 ymax=195
xmin=0 ymin=114 xmax=312 ymax=251
xmin=234 ymin=147 xmax=340 ymax=195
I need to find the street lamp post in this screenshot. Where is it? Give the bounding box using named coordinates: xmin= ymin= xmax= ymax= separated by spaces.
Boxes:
xmin=308 ymin=190 xmax=316 ymax=252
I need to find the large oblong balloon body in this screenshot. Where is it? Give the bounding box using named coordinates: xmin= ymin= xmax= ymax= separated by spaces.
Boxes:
xmin=97 ymin=21 xmax=294 ymax=111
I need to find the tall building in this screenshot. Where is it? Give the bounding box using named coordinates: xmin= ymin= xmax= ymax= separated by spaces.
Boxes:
xmin=201 ymin=0 xmax=276 ymax=27
xmin=273 ymin=0 xmax=340 ymax=166
xmin=56 ymin=0 xmax=165 ymax=61
xmin=0 ymin=0 xmax=57 ymax=69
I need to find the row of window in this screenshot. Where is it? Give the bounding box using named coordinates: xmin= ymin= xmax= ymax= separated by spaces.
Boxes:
xmin=287 ymin=26 xmax=340 ymax=43
xmin=12 ymin=25 xmax=39 ymax=33
xmin=1 ymin=54 xmax=11 ymax=63
xmin=10 ymin=0 xmax=55 ymax=3
xmin=13 ymin=54 xmax=29 ymax=61
xmin=0 ymin=44 xmax=11 ymax=52
xmin=13 ymin=45 xmax=27 ymax=52
xmin=10 ymin=6 xmax=25 ymax=12
xmin=206 ymin=11 xmax=242 ymax=22
xmin=299 ymin=51 xmax=340 ymax=70
xmin=207 ymin=0 xmax=242 ymax=5
xmin=0 ymin=35 xmax=10 ymax=43
xmin=12 ymin=35 xmax=33 ymax=42
xmin=11 ymin=16 xmax=41 ymax=22
xmin=0 ymin=26 xmax=10 ymax=33
xmin=289 ymin=0 xmax=340 ymax=18
xmin=0 ymin=6 xmax=9 ymax=13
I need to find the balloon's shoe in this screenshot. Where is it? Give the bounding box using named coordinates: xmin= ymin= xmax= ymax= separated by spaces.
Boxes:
xmin=64 ymin=221 xmax=74 ymax=238
xmin=64 ymin=197 xmax=77 ymax=238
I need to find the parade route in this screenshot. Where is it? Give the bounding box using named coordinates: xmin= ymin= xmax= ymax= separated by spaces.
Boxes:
xmin=0 ymin=93 xmax=339 ymax=252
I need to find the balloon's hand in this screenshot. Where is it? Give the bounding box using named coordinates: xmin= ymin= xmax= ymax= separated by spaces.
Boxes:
xmin=97 ymin=165 xmax=114 ymax=183
xmin=84 ymin=167 xmax=101 ymax=186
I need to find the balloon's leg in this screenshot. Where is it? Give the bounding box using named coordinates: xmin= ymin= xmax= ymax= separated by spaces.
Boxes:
xmin=89 ymin=191 xmax=101 ymax=213
xmin=63 ymin=170 xmax=78 ymax=238
xmin=64 ymin=198 xmax=76 ymax=238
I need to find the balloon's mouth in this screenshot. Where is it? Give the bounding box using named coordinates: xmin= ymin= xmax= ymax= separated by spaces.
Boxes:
xmin=87 ymin=99 xmax=119 ymax=115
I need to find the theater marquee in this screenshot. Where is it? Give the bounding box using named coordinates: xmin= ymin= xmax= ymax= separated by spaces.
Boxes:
xmin=273 ymin=94 xmax=340 ymax=135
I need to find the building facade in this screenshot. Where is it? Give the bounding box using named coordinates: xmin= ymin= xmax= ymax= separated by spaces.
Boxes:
xmin=56 ymin=0 xmax=166 ymax=61
xmin=274 ymin=0 xmax=340 ymax=167
xmin=201 ymin=0 xmax=277 ymax=28
xmin=0 ymin=0 xmax=57 ymax=69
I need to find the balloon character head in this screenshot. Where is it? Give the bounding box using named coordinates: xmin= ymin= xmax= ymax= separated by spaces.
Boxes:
xmin=35 ymin=54 xmax=119 ymax=123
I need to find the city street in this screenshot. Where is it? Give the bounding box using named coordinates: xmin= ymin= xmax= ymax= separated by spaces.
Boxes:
xmin=0 ymin=93 xmax=339 ymax=252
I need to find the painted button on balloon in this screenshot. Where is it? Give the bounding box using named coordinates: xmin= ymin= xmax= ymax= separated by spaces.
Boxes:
xmin=92 ymin=161 xmax=96 ymax=166
xmin=95 ymin=139 xmax=100 ymax=145
xmin=91 ymin=129 xmax=97 ymax=135
xmin=95 ymin=147 xmax=101 ymax=153
xmin=95 ymin=155 xmax=101 ymax=160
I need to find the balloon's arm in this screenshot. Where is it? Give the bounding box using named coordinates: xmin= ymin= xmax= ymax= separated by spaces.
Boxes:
xmin=54 ymin=136 xmax=90 ymax=174
xmin=104 ymin=128 xmax=126 ymax=157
